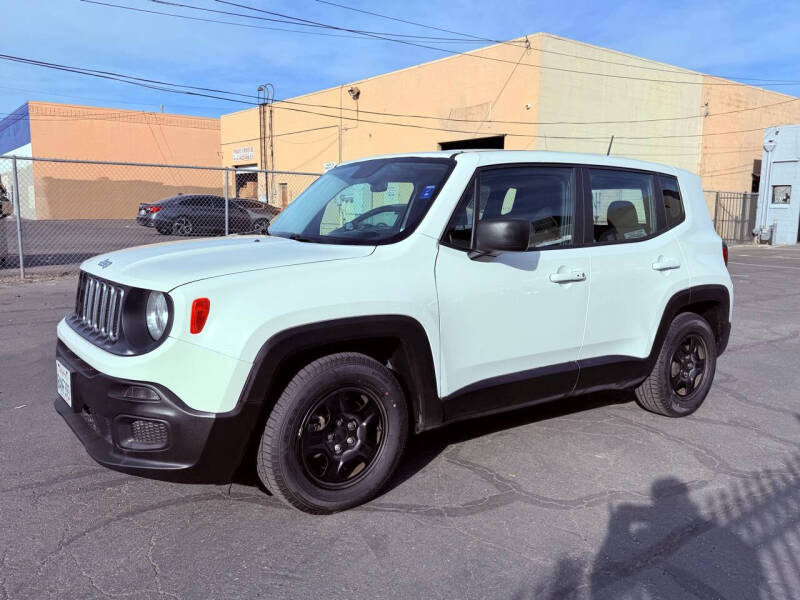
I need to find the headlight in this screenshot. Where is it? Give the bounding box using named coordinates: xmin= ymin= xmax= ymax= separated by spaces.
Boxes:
xmin=145 ymin=291 xmax=169 ymax=340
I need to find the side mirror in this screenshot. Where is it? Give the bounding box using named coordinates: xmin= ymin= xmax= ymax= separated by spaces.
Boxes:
xmin=469 ymin=218 xmax=530 ymax=259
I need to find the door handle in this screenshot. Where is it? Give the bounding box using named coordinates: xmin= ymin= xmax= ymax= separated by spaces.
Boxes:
xmin=652 ymin=256 xmax=681 ymax=271
xmin=549 ymin=270 xmax=587 ymax=283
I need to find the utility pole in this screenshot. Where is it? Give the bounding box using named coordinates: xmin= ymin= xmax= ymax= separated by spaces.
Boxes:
xmin=257 ymin=84 xmax=275 ymax=203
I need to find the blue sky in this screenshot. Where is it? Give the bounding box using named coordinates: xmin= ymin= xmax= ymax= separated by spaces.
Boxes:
xmin=2 ymin=0 xmax=800 ymax=118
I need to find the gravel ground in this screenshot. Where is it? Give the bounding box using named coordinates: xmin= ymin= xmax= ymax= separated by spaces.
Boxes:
xmin=1 ymin=244 xmax=800 ymax=599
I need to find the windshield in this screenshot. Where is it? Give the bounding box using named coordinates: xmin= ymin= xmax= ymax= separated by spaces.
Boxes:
xmin=268 ymin=157 xmax=454 ymax=244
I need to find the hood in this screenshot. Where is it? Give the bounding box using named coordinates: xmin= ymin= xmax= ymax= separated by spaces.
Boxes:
xmin=81 ymin=235 xmax=375 ymax=291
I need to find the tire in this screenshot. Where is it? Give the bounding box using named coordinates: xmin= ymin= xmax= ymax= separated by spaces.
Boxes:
xmin=257 ymin=352 xmax=408 ymax=513
xmin=635 ymin=312 xmax=717 ymax=417
xmin=252 ymin=218 xmax=270 ymax=234
xmin=156 ymin=225 xmax=170 ymax=235
xmin=171 ymin=216 xmax=193 ymax=236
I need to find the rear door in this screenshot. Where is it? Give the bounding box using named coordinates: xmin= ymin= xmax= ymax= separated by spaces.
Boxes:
xmin=435 ymin=165 xmax=591 ymax=419
xmin=578 ymin=168 xmax=690 ymax=368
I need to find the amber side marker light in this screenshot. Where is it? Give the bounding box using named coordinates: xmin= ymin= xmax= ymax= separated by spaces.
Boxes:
xmin=190 ymin=298 xmax=210 ymax=334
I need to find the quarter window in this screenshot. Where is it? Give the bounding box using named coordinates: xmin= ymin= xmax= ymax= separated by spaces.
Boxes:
xmin=589 ymin=169 xmax=656 ymax=243
xmin=444 ymin=167 xmax=575 ymax=251
xmin=660 ymin=175 xmax=685 ymax=228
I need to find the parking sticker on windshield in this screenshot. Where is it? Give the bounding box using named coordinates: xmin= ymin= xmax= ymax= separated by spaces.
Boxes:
xmin=419 ymin=185 xmax=436 ymax=199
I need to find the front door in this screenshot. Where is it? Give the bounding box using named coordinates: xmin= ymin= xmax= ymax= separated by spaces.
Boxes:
xmin=435 ymin=165 xmax=590 ymax=421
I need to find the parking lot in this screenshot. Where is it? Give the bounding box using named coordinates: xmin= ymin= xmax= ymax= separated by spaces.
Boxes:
xmin=2 ymin=244 xmax=799 ymax=599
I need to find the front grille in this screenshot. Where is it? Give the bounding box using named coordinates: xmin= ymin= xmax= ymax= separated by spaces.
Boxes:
xmin=130 ymin=420 xmax=169 ymax=446
xmin=74 ymin=272 xmax=125 ymax=342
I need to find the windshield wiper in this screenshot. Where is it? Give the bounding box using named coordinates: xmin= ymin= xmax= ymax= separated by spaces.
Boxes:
xmin=285 ymin=233 xmax=314 ymax=243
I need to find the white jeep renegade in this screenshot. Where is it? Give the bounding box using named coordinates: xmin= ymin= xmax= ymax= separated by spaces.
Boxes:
xmin=55 ymin=151 xmax=732 ymax=513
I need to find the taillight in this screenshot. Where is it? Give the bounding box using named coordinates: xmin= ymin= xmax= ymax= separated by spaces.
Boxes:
xmin=190 ymin=298 xmax=210 ymax=334
xmin=146 ymin=205 xmax=162 ymax=213
xmin=722 ymin=241 xmax=728 ymax=267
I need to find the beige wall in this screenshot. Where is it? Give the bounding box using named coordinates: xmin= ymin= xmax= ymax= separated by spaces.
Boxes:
xmin=699 ymin=80 xmax=800 ymax=192
xmin=221 ymin=33 xmax=800 ymax=214
xmin=27 ymin=102 xmax=221 ymax=219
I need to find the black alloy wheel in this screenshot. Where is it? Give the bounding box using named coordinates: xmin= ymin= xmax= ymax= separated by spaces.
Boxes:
xmin=670 ymin=333 xmax=707 ymax=398
xmin=298 ymin=387 xmax=385 ymax=488
xmin=257 ymin=352 xmax=408 ymax=513
xmin=635 ymin=312 xmax=718 ymax=417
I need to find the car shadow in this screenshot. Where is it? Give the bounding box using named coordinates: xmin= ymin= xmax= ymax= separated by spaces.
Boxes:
xmin=383 ymin=389 xmax=635 ymax=494
xmin=233 ymin=389 xmax=636 ymax=496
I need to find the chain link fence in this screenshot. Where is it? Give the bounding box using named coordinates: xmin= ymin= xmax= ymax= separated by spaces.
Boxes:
xmin=0 ymin=156 xmax=319 ymax=281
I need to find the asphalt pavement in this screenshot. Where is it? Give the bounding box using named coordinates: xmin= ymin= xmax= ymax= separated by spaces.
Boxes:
xmin=2 ymin=244 xmax=800 ymax=599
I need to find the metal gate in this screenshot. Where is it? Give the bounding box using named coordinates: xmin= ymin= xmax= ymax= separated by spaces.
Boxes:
xmin=711 ymin=191 xmax=759 ymax=244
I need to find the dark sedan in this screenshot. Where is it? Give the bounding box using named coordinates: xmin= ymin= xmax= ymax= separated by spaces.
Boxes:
xmin=136 ymin=194 xmax=280 ymax=236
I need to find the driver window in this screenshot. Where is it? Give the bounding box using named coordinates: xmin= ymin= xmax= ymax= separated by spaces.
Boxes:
xmin=444 ymin=167 xmax=575 ymax=250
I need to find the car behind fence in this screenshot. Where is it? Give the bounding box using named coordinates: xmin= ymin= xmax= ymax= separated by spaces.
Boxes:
xmin=0 ymin=156 xmax=319 ymax=280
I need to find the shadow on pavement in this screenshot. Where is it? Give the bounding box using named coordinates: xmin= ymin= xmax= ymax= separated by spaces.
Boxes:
xmin=232 ymin=390 xmax=636 ymax=495
xmin=529 ymin=453 xmax=800 ymax=600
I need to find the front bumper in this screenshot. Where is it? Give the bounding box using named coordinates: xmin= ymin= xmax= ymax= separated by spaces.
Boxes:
xmin=55 ymin=340 xmax=259 ymax=483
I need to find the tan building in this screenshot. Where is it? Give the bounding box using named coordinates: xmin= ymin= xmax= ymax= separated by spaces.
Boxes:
xmin=221 ymin=33 xmax=800 ymax=214
xmin=0 ymin=101 xmax=221 ymax=219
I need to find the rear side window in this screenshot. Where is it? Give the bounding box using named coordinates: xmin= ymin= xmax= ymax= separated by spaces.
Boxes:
xmin=660 ymin=175 xmax=685 ymax=228
xmin=589 ymin=169 xmax=656 ymax=243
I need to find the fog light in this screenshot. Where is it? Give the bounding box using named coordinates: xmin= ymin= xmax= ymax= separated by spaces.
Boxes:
xmin=124 ymin=386 xmax=160 ymax=401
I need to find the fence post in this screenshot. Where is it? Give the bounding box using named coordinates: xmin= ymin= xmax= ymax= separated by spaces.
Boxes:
xmin=11 ymin=156 xmax=24 ymax=281
xmin=713 ymin=192 xmax=720 ymax=233
xmin=224 ymin=167 xmax=229 ymax=236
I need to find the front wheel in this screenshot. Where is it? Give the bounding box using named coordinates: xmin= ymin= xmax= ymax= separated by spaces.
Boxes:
xmin=257 ymin=352 xmax=408 ymax=513
xmin=635 ymin=312 xmax=717 ymax=417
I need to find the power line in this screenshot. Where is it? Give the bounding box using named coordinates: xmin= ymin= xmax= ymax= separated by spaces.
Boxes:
xmin=316 ymin=0 xmax=800 ymax=84
xmin=215 ymin=0 xmax=800 ymax=88
xmin=0 ymin=53 xmax=789 ymax=143
xmin=268 ymin=101 xmax=775 ymax=141
xmin=79 ymin=0 xmax=402 ymax=40
xmin=144 ymin=0 xmax=493 ymax=43
xmin=314 ymin=0 xmax=526 ymax=47
xmin=276 ymin=94 xmax=800 ymax=127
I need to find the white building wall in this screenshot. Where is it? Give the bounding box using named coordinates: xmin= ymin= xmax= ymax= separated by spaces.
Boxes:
xmin=0 ymin=143 xmax=36 ymax=220
xmin=758 ymin=126 xmax=800 ymax=245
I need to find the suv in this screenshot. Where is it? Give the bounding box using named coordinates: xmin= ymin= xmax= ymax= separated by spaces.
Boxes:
xmin=55 ymin=151 xmax=732 ymax=513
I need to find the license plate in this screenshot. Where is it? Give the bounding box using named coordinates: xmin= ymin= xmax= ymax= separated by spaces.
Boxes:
xmin=56 ymin=359 xmax=72 ymax=407
xmin=138 ymin=209 xmax=146 ymax=215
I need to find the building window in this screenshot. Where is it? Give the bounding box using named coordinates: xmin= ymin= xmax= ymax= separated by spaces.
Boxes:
xmin=772 ymin=185 xmax=791 ymax=205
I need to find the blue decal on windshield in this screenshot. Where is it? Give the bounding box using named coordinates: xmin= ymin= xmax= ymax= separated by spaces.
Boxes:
xmin=420 ymin=185 xmax=436 ymax=199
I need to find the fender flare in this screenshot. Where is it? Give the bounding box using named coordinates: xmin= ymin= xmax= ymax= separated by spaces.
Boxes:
xmin=236 ymin=315 xmax=442 ymax=435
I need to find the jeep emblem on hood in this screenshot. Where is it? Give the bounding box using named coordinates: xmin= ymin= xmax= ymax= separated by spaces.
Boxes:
xmin=97 ymin=258 xmax=112 ymax=269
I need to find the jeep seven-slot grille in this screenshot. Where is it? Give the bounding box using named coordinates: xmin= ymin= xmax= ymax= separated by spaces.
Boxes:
xmin=74 ymin=272 xmax=125 ymax=342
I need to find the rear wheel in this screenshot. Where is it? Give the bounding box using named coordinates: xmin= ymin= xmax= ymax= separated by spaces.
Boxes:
xmin=257 ymin=352 xmax=408 ymax=513
xmin=635 ymin=312 xmax=717 ymax=417
xmin=252 ymin=218 xmax=270 ymax=234
xmin=171 ymin=216 xmax=193 ymax=236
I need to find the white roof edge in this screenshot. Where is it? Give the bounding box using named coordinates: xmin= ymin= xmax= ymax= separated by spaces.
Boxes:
xmin=339 ymin=149 xmax=697 ymax=177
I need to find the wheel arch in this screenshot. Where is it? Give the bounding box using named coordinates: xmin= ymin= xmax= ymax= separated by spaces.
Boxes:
xmin=651 ymin=284 xmax=731 ymax=364
xmin=235 ymin=315 xmax=441 ymax=457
